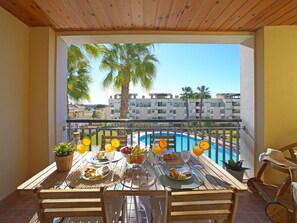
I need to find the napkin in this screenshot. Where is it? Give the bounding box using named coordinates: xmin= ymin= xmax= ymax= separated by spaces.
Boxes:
xmin=176 ymin=167 xmax=191 ymax=176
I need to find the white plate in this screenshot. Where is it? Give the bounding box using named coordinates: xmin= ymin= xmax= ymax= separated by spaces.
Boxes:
xmin=164 ymin=167 xmax=192 ymax=181
xmin=81 ymin=166 xmax=110 ymax=181
xmin=89 ymin=151 xmax=123 ymax=165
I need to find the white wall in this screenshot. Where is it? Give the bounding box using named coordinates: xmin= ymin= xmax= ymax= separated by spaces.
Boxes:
xmin=240 ymin=37 xmax=255 ymax=176
xmin=56 ymin=37 xmax=68 ymax=143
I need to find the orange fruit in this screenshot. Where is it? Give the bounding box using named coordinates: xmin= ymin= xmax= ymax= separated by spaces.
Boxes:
xmin=158 ymin=138 xmax=168 ymax=149
xmin=105 ymin=143 xmax=115 ymax=152
xmin=111 ymin=139 xmax=120 ymax=148
xmin=77 ymin=144 xmax=88 ymax=154
xmin=82 ymin=137 xmax=91 ymax=146
xmin=193 ymin=147 xmax=204 ymax=156
xmin=199 ymin=140 xmax=210 ymax=150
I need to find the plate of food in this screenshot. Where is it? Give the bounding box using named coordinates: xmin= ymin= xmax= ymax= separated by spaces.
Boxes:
xmin=163 ymin=152 xmax=178 ymax=160
xmin=96 ymin=151 xmax=108 ymax=161
xmin=81 ymin=165 xmax=110 ymax=181
xmin=89 ymin=151 xmax=123 ymax=165
xmin=164 ymin=166 xmax=192 ymax=181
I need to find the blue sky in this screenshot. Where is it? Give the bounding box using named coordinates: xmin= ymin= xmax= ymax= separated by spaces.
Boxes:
xmin=87 ymin=43 xmax=240 ymax=105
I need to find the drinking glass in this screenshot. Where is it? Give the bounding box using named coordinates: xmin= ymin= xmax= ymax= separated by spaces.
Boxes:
xmin=192 ymin=141 xmax=204 ymax=169
xmin=105 ymin=150 xmax=115 ymax=171
xmin=91 ymin=145 xmax=100 ymax=159
xmin=152 ymin=141 xmax=164 ymax=165
xmin=181 ymin=150 xmax=191 ymax=166
xmin=77 ymin=144 xmax=88 ymax=164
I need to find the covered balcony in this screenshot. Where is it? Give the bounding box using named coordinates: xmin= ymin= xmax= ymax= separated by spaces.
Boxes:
xmin=1 ymin=1 xmax=297 ymax=222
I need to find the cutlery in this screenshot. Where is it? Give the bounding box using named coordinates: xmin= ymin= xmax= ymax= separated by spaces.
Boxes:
xmin=191 ymin=170 xmax=202 ymax=183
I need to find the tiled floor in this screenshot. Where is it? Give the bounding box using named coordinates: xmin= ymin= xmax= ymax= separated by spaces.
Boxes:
xmin=0 ymin=190 xmax=273 ymax=223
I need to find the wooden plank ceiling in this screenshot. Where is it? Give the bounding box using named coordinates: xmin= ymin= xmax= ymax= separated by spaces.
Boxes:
xmin=1 ymin=0 xmax=297 ymax=32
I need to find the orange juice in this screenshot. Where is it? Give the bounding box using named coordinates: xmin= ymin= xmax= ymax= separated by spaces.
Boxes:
xmin=77 ymin=144 xmax=88 ymax=154
xmin=193 ymin=146 xmax=203 ymax=156
xmin=199 ymin=140 xmax=210 ymax=150
xmin=153 ymin=145 xmax=164 ymax=155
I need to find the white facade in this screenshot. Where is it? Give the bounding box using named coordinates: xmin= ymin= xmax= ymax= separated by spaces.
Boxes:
xmin=107 ymin=93 xmax=240 ymax=120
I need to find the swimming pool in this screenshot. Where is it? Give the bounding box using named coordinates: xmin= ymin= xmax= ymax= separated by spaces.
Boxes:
xmin=139 ymin=132 xmax=237 ymax=166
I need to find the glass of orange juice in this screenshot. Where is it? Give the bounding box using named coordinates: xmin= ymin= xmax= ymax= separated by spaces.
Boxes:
xmin=77 ymin=143 xmax=88 ymax=164
xmin=77 ymin=137 xmax=91 ymax=164
xmin=152 ymin=141 xmax=165 ymax=165
xmin=192 ymin=141 xmax=204 ymax=169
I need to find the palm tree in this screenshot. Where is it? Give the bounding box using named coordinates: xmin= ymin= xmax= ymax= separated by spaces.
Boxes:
xmin=92 ymin=110 xmax=100 ymax=119
xmin=67 ymin=44 xmax=101 ymax=116
xmin=100 ymin=43 xmax=158 ymax=119
xmin=67 ymin=60 xmax=92 ymax=103
xmin=195 ymin=85 xmax=211 ymax=119
xmin=180 ymin=86 xmax=194 ymax=119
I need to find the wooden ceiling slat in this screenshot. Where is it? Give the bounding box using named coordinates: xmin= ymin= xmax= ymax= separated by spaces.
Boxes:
xmin=19 ymin=0 xmax=51 ymax=26
xmin=129 ymin=0 xmax=144 ymax=29
xmin=270 ymin=5 xmax=297 ymax=25
xmin=74 ymin=0 xmax=103 ymax=29
xmin=155 ymin=0 xmax=174 ymax=30
xmin=186 ymin=0 xmax=217 ymax=31
xmin=166 ymin=0 xmax=188 ymax=30
xmin=176 ymin=0 xmax=203 ymax=30
xmin=33 ymin=0 xmax=69 ymax=29
xmin=198 ymin=0 xmax=233 ymax=30
xmin=100 ymin=0 xmax=123 ymax=30
xmin=2 ymin=0 xmax=297 ymax=32
xmin=82 ymin=0 xmax=111 ymax=30
xmin=57 ymin=0 xmax=89 ymax=30
xmin=0 ymin=0 xmax=37 ymax=26
xmin=209 ymin=0 xmax=248 ymax=31
xmin=143 ymin=0 xmax=158 ymax=29
xmin=0 ymin=0 xmax=49 ymax=26
xmin=46 ymin=0 xmax=80 ymax=30
xmin=286 ymin=15 xmax=297 ymax=25
xmin=239 ymin=0 xmax=292 ymax=31
xmin=116 ymin=0 xmax=133 ymax=29
xmin=218 ymin=0 xmax=263 ymax=31
xmin=228 ymin=0 xmax=280 ymax=31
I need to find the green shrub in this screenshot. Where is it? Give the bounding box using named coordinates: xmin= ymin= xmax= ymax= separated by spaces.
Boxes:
xmin=52 ymin=142 xmax=74 ymax=157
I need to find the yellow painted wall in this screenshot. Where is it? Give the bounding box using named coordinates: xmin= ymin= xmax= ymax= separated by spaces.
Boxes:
xmin=0 ymin=9 xmax=56 ymax=200
xmin=256 ymin=26 xmax=297 ymax=183
xmin=0 ymin=8 xmax=30 ymax=200
xmin=29 ymin=27 xmax=56 ymax=175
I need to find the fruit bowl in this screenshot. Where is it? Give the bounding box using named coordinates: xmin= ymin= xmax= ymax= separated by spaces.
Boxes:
xmin=120 ymin=145 xmax=148 ymax=166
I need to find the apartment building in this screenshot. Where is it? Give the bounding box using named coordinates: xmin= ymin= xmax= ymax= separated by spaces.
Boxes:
xmin=107 ymin=93 xmax=240 ymax=120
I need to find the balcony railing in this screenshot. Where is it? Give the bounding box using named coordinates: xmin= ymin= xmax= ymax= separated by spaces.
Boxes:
xmin=66 ymin=119 xmax=242 ymax=165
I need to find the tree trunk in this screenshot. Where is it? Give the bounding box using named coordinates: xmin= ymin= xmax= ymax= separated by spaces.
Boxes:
xmin=199 ymin=98 xmax=203 ymax=119
xmin=186 ymin=97 xmax=189 ymax=119
xmin=120 ymin=81 xmax=129 ymax=119
xmin=119 ymin=81 xmax=129 ymax=135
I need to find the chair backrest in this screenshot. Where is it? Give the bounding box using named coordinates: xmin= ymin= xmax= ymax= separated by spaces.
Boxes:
xmin=101 ymin=135 xmax=127 ymax=149
xmin=33 ymin=187 xmax=107 ymax=223
xmin=290 ymin=167 xmax=297 ymax=222
xmin=166 ymin=188 xmax=239 ymax=223
xmin=150 ymin=134 xmax=176 ymax=151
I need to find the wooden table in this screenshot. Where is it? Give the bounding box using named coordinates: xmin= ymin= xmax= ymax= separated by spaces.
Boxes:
xmin=18 ymin=152 xmax=247 ymax=222
xmin=18 ymin=152 xmax=247 ymax=193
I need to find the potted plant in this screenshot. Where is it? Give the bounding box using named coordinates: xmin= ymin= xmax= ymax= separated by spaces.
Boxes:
xmin=222 ymin=159 xmax=249 ymax=182
xmin=52 ymin=142 xmax=75 ymax=171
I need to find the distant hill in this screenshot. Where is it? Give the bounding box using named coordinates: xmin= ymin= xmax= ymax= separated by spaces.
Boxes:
xmin=81 ymin=104 xmax=108 ymax=109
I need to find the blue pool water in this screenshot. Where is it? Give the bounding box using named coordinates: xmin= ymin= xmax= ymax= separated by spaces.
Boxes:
xmin=139 ymin=132 xmax=237 ymax=166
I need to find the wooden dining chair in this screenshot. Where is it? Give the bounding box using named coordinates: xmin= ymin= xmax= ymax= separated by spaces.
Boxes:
xmin=33 ymin=186 xmax=107 ymax=223
xmin=166 ymin=188 xmax=239 ymax=223
xmin=150 ymin=134 xmax=176 ymax=151
xmin=101 ymin=135 xmax=127 ymax=149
